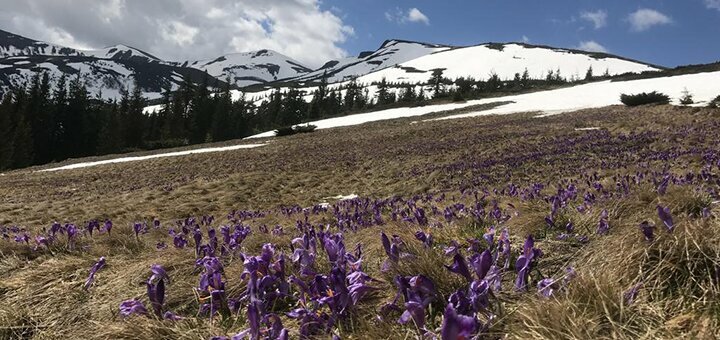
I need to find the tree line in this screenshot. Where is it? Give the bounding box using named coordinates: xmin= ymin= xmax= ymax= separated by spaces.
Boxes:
xmin=0 ymin=67 xmax=597 ymax=170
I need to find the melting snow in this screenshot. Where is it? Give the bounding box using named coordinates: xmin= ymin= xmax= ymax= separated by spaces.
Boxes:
xmin=434 ymin=71 xmax=720 ymax=121
xmin=38 ymin=144 xmax=266 ymax=172
xmin=248 ymin=71 xmax=720 ymax=138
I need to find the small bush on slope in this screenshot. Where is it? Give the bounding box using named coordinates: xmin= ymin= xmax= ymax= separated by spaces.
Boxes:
xmin=620 ymin=92 xmax=671 ymax=107
xmin=708 ymin=95 xmax=720 ymax=108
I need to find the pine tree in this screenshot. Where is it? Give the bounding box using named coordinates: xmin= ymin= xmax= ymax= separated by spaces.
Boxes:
xmin=11 ymin=114 xmax=33 ymax=168
xmin=429 ymin=69 xmax=446 ymax=98
xmin=585 ymin=66 xmax=594 ymax=81
xmin=0 ymin=93 xmax=15 ymax=170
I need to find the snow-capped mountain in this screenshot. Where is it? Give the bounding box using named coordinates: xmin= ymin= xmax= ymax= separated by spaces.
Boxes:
xmin=0 ymin=29 xmax=83 ymax=58
xmin=183 ymin=50 xmax=313 ymax=88
xmin=287 ymin=39 xmax=450 ymax=84
xmin=1 ymin=27 xmax=663 ymax=104
xmin=84 ymin=44 xmax=162 ymax=63
xmin=352 ymin=42 xmax=660 ymax=85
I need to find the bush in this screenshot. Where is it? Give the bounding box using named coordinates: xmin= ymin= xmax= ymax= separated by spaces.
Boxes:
xmin=679 ymin=88 xmax=694 ymax=106
xmin=620 ymin=91 xmax=670 ymax=107
xmin=293 ymin=124 xmax=317 ymax=134
xmin=708 ymin=95 xmax=720 ymax=108
xmin=274 ymin=124 xmax=317 ymax=137
xmin=274 ymin=126 xmax=296 ymax=137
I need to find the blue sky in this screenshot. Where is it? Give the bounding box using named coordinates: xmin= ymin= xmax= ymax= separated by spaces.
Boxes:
xmin=2 ymin=0 xmax=717 ymax=68
xmin=325 ymin=0 xmax=720 ymax=67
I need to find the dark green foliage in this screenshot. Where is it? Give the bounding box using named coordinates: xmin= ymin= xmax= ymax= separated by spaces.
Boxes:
xmin=274 ymin=124 xmax=317 ymax=137
xmin=620 ymin=92 xmax=671 ymax=107
xmin=679 ymin=88 xmax=694 ymax=106
xmin=708 ymin=95 xmax=720 ymax=108
xmin=451 ymin=89 xmax=465 ymax=102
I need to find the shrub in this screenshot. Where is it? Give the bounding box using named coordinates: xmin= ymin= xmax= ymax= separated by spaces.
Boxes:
xmin=274 ymin=126 xmax=296 ymax=137
xmin=293 ymin=124 xmax=317 ymax=134
xmin=274 ymin=124 xmax=317 ymax=137
xmin=679 ymin=88 xmax=694 ymax=106
xmin=708 ymin=95 xmax=720 ymax=108
xmin=620 ymin=91 xmax=670 ymax=107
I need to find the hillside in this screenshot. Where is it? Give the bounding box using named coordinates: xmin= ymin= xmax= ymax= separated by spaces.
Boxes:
xmin=1 ymin=102 xmax=719 ymax=339
xmin=183 ymin=50 xmax=313 ymax=88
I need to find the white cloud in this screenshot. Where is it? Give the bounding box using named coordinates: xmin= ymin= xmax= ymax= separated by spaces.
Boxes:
xmin=628 ymin=8 xmax=672 ymax=32
xmin=407 ymin=8 xmax=430 ymax=25
xmin=577 ymin=40 xmax=609 ymax=53
xmin=580 ymin=10 xmax=608 ymax=29
xmin=385 ymin=7 xmax=430 ymax=25
xmin=706 ymin=0 xmax=720 ymax=10
xmin=521 ymin=35 xmax=530 ymax=43
xmin=0 ymin=0 xmax=354 ymax=67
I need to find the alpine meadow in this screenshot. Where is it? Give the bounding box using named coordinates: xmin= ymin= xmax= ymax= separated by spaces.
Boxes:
xmin=1 ymin=1 xmax=720 ymax=339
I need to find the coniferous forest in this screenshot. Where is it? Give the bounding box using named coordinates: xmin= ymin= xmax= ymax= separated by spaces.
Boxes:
xmin=0 ymin=68 xmax=582 ymax=170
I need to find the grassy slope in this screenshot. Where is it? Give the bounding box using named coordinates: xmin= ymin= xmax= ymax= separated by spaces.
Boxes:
xmin=1 ymin=104 xmax=719 ymax=339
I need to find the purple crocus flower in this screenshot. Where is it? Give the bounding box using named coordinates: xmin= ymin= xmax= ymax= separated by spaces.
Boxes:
xmin=147 ymin=264 xmax=169 ymax=317
xmin=381 ymin=232 xmax=399 ymax=262
xmin=398 ymin=301 xmax=426 ymax=329
xmin=163 ymin=311 xmax=183 ymax=321
xmin=445 ymin=253 xmax=472 ymax=282
xmin=624 ymin=283 xmax=642 ymax=305
xmin=66 ymin=224 xmax=78 ymax=249
xmin=656 ymin=205 xmax=674 ymax=232
xmin=414 ymin=230 xmax=433 ymax=248
xmin=84 ymin=256 xmax=106 ymax=290
xmin=173 ymin=234 xmax=188 ymax=248
xmin=537 ymin=278 xmax=556 ymax=298
xmin=119 ymin=299 xmax=148 ymax=317
xmin=469 ymin=250 xmax=492 ymax=281
xmin=638 ymin=221 xmax=655 ymax=242
xmin=34 ymin=235 xmax=50 ymax=251
xmin=597 ymin=209 xmax=609 ymax=235
xmin=441 ymin=303 xmax=477 ymax=340
xmin=515 ymin=235 xmax=541 ymax=291
xmin=133 ymin=222 xmax=143 ymax=239
xmin=104 ymin=219 xmax=113 ymax=234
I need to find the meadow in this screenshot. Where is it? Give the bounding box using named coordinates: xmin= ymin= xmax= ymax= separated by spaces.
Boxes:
xmin=1 ymin=104 xmax=719 ymax=339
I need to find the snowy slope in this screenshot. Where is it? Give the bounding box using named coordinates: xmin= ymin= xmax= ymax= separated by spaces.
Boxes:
xmin=184 ymin=50 xmax=313 ymax=87
xmin=289 ymin=40 xmax=450 ymax=84
xmin=83 ymin=45 xmax=162 ymax=63
xmin=356 ymin=43 xmax=659 ymax=84
xmin=247 ymin=71 xmax=720 ymax=138
xmin=0 ymin=55 xmax=221 ymax=101
xmin=0 ymin=28 xmax=82 ymax=58
xmin=39 ymin=143 xmax=266 ymax=172
xmin=436 ymin=71 xmax=720 ymax=120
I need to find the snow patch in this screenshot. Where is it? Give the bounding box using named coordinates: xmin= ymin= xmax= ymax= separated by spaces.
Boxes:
xmin=38 ymin=143 xmax=266 ymax=172
xmin=434 ymin=71 xmax=720 ymax=121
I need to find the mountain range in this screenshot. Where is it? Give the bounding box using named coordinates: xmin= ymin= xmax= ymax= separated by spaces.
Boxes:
xmin=0 ymin=28 xmax=661 ymax=102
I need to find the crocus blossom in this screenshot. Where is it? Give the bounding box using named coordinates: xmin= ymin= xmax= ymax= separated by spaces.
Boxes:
xmin=84 ymin=256 xmax=106 ymax=290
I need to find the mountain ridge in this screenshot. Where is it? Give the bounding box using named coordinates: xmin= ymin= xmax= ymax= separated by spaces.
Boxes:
xmin=1 ymin=27 xmax=665 ymax=101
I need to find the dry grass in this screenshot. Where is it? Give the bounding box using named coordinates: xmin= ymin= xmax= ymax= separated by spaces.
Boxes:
xmin=0 ymin=104 xmax=719 ymax=339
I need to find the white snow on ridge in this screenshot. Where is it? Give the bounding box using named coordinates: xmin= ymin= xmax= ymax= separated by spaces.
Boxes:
xmin=356 ymin=44 xmax=658 ymax=85
xmin=295 ymin=40 xmax=449 ymax=83
xmin=38 ymin=143 xmax=266 ymax=172
xmin=247 ymin=71 xmax=720 ymax=138
xmin=186 ymin=50 xmax=312 ymax=88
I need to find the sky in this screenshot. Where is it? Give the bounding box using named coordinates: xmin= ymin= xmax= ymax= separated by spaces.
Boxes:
xmin=0 ymin=0 xmax=718 ymax=68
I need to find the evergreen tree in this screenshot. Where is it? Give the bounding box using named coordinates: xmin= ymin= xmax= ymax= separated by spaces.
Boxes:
xmin=429 ymin=69 xmax=446 ymax=98
xmin=585 ymin=66 xmax=594 ymax=81
xmin=0 ymin=93 xmax=15 ymax=170
xmin=125 ymin=79 xmax=146 ymax=148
